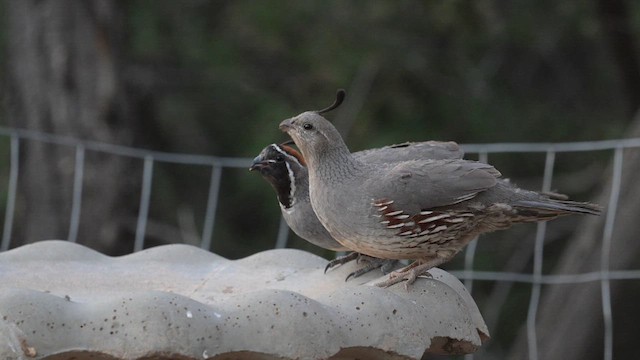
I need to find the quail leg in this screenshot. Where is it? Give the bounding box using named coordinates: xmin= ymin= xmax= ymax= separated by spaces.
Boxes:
xmin=375 ymin=256 xmax=449 ymax=290
xmin=345 ymin=257 xmax=398 ymax=281
xmin=324 ymin=252 xmax=360 ymax=273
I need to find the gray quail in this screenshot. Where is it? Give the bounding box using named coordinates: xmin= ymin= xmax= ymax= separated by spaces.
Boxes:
xmin=279 ymin=93 xmax=602 ymax=288
xmin=250 ymin=138 xmax=463 ymax=279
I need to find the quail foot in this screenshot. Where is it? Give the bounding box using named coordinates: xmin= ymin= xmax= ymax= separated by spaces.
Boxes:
xmin=279 ymin=94 xmax=602 ymax=288
xmin=250 ymin=138 xmax=463 ymax=280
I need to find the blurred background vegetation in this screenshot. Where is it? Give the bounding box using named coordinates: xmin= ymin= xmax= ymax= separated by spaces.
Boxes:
xmin=1 ymin=1 xmax=639 ymax=359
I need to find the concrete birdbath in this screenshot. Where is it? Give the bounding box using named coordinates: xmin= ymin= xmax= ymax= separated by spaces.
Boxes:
xmin=0 ymin=240 xmax=488 ymax=359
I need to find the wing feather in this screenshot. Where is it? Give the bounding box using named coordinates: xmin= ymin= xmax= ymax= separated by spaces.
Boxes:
xmin=368 ymin=159 xmax=500 ymax=211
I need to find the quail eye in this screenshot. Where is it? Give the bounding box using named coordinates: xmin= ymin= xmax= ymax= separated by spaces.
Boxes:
xmin=275 ymin=155 xmax=284 ymax=162
xmin=303 ymin=123 xmax=314 ymax=130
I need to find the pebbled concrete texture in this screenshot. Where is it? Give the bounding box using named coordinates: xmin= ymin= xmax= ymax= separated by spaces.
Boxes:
xmin=0 ymin=241 xmax=489 ymax=360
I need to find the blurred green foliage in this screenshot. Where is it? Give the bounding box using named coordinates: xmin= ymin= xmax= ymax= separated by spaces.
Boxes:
xmin=123 ymin=1 xmax=629 ymax=149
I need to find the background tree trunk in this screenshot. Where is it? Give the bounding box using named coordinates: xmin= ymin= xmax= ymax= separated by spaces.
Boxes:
xmin=508 ymin=113 xmax=640 ymax=359
xmin=5 ymin=0 xmax=136 ymax=253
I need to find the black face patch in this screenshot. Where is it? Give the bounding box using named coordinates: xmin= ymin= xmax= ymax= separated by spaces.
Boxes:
xmin=253 ymin=144 xmax=304 ymax=208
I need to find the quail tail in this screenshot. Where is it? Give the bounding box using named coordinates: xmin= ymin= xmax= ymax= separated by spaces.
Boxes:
xmin=513 ymin=199 xmax=602 ymax=217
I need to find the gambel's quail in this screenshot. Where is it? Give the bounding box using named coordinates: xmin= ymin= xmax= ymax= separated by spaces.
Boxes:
xmin=279 ymin=93 xmax=602 ymax=288
xmin=250 ymin=138 xmax=463 ymax=279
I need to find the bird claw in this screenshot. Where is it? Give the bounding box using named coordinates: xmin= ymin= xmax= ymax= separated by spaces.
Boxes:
xmin=324 ymin=252 xmax=359 ymax=273
xmin=325 ymin=253 xmax=398 ymax=282
xmin=344 ymin=258 xmax=398 ymax=282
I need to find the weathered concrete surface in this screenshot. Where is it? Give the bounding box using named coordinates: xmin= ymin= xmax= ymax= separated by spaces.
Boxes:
xmin=0 ymin=240 xmax=489 ymax=359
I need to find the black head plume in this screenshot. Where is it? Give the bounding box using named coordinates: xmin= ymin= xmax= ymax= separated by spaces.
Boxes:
xmin=317 ymin=89 xmax=346 ymax=115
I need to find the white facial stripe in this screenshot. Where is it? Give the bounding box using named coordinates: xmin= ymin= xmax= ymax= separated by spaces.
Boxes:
xmin=271 ymin=143 xmax=303 ymax=167
xmin=284 ymin=161 xmax=296 ymax=206
xmin=271 ymin=143 xmax=285 ymax=153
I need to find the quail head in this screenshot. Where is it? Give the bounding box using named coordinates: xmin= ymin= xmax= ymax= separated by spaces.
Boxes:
xmin=250 ymin=138 xmax=463 ymax=279
xmin=279 ymin=93 xmax=602 ymax=288
xmin=250 ymin=142 xmax=347 ymax=252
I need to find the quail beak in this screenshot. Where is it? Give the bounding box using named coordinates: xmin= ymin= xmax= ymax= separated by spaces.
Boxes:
xmin=249 ymin=161 xmax=267 ymax=171
xmin=249 ymin=154 xmax=269 ymax=171
xmin=278 ymin=119 xmax=294 ymax=132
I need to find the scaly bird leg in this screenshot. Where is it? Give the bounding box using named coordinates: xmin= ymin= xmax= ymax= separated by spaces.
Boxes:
xmin=345 ymin=257 xmax=398 ymax=282
xmin=375 ymin=255 xmax=450 ymax=290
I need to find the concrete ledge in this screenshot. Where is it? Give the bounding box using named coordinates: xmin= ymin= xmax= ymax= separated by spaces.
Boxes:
xmin=0 ymin=241 xmax=489 ymax=359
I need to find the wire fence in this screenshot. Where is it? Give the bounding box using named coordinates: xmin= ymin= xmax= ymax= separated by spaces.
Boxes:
xmin=1 ymin=125 xmax=639 ymax=359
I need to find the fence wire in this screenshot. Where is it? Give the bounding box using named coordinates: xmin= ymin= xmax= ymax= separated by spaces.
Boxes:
xmin=1 ymin=125 xmax=639 ymax=359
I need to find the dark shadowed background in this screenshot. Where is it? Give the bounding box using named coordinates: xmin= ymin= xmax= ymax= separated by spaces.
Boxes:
xmin=1 ymin=1 xmax=639 ymax=359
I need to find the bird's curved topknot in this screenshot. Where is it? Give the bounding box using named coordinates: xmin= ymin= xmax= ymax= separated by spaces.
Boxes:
xmin=317 ymin=89 xmax=346 ymax=115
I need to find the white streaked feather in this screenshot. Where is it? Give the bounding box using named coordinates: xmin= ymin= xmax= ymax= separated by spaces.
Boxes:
xmin=418 ymin=213 xmax=451 ymax=223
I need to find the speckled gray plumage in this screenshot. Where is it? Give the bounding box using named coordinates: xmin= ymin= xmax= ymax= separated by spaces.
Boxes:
xmin=279 ymin=111 xmax=601 ymax=270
